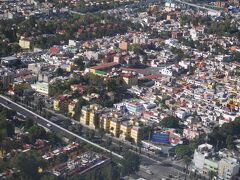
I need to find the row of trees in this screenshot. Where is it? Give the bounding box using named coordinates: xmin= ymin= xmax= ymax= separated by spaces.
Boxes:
xmin=0 ymin=11 xmax=133 ymax=56
xmin=180 ymin=14 xmax=239 ymax=38
xmin=208 ymin=117 xmax=240 ymax=150
xmin=72 ymin=0 xmax=134 ymax=13
xmin=0 ymin=106 xmax=16 ymax=155
xmin=49 ymin=73 xmax=129 ymax=109
xmin=159 ymin=116 xmax=180 ymax=129
xmin=0 ymin=42 xmax=21 ymax=57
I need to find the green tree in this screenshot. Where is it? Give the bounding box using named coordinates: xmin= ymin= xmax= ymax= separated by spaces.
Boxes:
xmin=105 ymin=79 xmax=118 ymax=92
xmin=55 ymin=67 xmax=64 ymax=76
xmin=73 ymin=98 xmax=87 ymax=120
xmin=11 ymin=151 xmax=45 ymax=180
xmin=27 ymin=125 xmax=47 ymax=143
xmin=233 ymin=52 xmax=240 ymax=63
xmin=36 ymin=98 xmax=44 ymax=113
xmin=160 ymin=116 xmax=180 ymax=128
xmin=139 ymin=126 xmax=151 ymax=141
xmin=85 ymin=129 xmax=95 ymax=140
xmin=59 ymin=101 xmax=68 ymax=114
xmin=47 ymin=132 xmax=61 ymax=145
xmin=175 ymin=145 xmax=192 ymax=158
xmin=121 ymin=151 xmax=140 ymax=175
xmin=171 ymin=47 xmax=184 ymax=59
xmin=74 ymin=57 xmax=85 ymax=70
xmin=226 ymin=135 xmax=234 ymax=150
xmin=24 ymin=118 xmax=34 ymax=130
xmin=41 ymin=174 xmax=59 ymax=180
xmin=0 ymin=120 xmax=14 ymax=138
xmin=62 ymin=119 xmax=71 ymax=128
xmin=183 ymin=156 xmax=192 ymax=170
xmin=208 ymin=170 xmax=217 ymax=180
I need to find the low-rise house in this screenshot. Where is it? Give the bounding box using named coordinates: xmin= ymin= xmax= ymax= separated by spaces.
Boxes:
xmin=31 ymin=82 xmax=49 ymax=95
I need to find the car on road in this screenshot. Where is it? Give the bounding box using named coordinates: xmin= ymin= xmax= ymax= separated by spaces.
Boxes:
xmin=47 ymin=123 xmax=52 ymax=127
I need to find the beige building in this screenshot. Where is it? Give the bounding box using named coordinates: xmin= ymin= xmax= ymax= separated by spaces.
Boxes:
xmin=119 ymin=41 xmax=128 ymax=51
xmin=218 ymin=157 xmax=240 ymax=180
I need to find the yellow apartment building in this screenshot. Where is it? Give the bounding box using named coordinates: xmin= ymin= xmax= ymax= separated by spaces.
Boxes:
xmin=80 ymin=104 xmax=103 ymax=128
xmin=53 ymin=99 xmax=61 ymax=111
xmin=131 ymin=126 xmax=141 ymax=143
xmin=119 ymin=122 xmax=132 ymax=140
xmin=109 ymin=118 xmax=121 ymax=137
xmin=80 ymin=106 xmax=90 ymax=125
xmin=19 ymin=36 xmax=32 ymax=49
xmin=100 ymin=114 xmax=111 ymax=132
xmin=66 ymin=63 xmax=75 ymax=72
xmin=53 ymin=95 xmax=69 ymax=111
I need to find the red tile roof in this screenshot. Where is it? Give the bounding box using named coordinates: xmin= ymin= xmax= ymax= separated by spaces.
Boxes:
xmin=90 ymin=62 xmax=119 ymax=70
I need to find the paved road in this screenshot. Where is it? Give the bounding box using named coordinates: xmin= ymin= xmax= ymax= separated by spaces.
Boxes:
xmin=175 ymin=0 xmax=220 ymax=13
xmin=137 ymin=157 xmax=188 ymax=180
xmin=0 ymin=95 xmax=123 ymax=160
xmin=69 ymin=10 xmax=86 ymax=16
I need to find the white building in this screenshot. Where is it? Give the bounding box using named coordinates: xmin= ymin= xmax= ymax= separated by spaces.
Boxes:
xmin=160 ymin=67 xmax=174 ymax=76
xmin=193 ymin=144 xmax=214 ymax=171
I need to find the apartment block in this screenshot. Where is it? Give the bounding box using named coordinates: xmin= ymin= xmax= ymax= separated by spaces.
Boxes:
xmin=119 ymin=121 xmax=131 ymax=140
xmin=218 ymin=157 xmax=240 ymax=180
xmin=80 ymin=104 xmax=103 ymax=129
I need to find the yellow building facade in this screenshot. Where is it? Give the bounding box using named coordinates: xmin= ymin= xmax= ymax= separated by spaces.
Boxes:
xmin=100 ymin=115 xmax=111 ymax=131
xmin=80 ymin=106 xmax=90 ymax=125
xmin=122 ymin=74 xmax=138 ymax=88
xmin=130 ymin=126 xmax=141 ymax=143
xmin=119 ymin=122 xmax=131 ymax=140
xmin=53 ymin=100 xmax=60 ymax=111
xmin=80 ymin=104 xmax=103 ymax=128
xmin=109 ymin=118 xmax=121 ymax=137
xmin=68 ymin=99 xmax=78 ymax=117
xmin=19 ymin=37 xmax=32 ymax=49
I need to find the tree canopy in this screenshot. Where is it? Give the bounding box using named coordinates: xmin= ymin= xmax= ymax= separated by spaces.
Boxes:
xmin=121 ymin=151 xmax=140 ymax=175
xmin=11 ymin=151 xmax=45 ymax=180
xmin=208 ymin=117 xmax=240 ymax=150
xmin=159 ymin=116 xmax=180 ymax=128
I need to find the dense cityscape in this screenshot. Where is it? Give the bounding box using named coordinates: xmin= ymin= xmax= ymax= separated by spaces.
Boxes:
xmin=0 ymin=0 xmax=239 ymax=179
